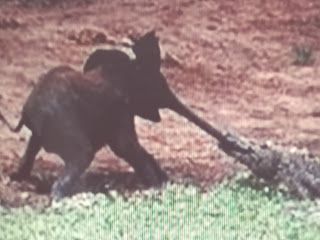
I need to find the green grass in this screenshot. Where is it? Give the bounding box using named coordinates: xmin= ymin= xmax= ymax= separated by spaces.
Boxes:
xmin=1 ymin=180 xmax=320 ymax=240
xmin=291 ymin=45 xmax=315 ymax=66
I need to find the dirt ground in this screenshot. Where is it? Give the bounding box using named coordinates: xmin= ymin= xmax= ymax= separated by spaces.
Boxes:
xmin=0 ymin=0 xmax=320 ymax=207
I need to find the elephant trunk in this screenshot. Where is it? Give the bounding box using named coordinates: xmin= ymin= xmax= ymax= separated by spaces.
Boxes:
xmin=165 ymin=90 xmax=225 ymax=143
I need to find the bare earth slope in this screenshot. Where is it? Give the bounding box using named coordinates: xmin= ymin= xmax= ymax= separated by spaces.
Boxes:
xmin=0 ymin=0 xmax=320 ymax=207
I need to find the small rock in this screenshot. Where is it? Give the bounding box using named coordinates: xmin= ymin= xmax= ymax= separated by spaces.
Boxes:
xmin=21 ymin=192 xmax=29 ymax=200
xmin=289 ymin=146 xmax=298 ymax=154
xmin=265 ymin=140 xmax=274 ymax=147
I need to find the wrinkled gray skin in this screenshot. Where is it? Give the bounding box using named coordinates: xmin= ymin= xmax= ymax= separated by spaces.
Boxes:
xmin=5 ymin=31 xmax=224 ymax=199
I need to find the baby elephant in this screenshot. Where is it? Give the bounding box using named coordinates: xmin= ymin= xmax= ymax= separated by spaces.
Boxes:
xmin=4 ymin=37 xmax=168 ymax=199
xmin=2 ymin=31 xmax=223 ymax=199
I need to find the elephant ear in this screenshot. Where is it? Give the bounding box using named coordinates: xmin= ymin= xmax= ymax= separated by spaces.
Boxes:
xmin=132 ymin=31 xmax=161 ymax=71
xmin=131 ymin=31 xmax=162 ymax=122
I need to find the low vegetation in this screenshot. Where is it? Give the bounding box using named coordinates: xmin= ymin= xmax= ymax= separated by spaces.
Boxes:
xmin=1 ymin=176 xmax=319 ymax=240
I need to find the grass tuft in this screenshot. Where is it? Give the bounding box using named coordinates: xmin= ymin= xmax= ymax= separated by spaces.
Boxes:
xmin=291 ymin=45 xmax=315 ymax=66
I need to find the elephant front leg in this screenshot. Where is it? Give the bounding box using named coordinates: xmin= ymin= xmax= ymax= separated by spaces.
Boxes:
xmin=108 ymin=115 xmax=168 ymax=187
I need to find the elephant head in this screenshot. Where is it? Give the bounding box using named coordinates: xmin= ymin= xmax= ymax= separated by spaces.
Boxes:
xmin=84 ymin=31 xmax=225 ymax=142
xmin=129 ymin=31 xmax=225 ymax=141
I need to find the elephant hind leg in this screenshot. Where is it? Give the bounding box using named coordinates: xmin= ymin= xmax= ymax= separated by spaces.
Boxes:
xmin=109 ymin=116 xmax=168 ymax=187
xmin=11 ymin=133 xmax=41 ymax=181
xmin=51 ymin=140 xmax=94 ymax=200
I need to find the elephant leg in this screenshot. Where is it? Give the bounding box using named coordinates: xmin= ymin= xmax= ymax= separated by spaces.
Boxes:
xmin=108 ymin=115 xmax=168 ymax=187
xmin=51 ymin=139 xmax=94 ymax=200
xmin=11 ymin=133 xmax=41 ymax=181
